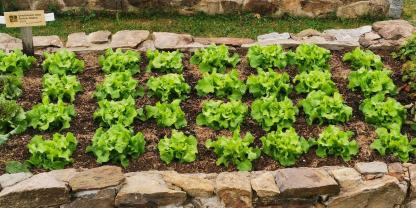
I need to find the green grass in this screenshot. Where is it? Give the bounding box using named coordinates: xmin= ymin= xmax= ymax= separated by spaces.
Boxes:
xmin=403 ymin=0 xmax=416 ymax=23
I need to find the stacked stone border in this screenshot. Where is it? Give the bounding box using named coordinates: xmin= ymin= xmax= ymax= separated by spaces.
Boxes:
xmin=1 ymin=162 xmax=416 ymax=207
xmin=1 ymin=19 xmax=415 ymax=54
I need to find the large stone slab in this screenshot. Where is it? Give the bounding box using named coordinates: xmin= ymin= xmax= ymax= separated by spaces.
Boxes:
xmin=115 ymin=171 xmax=187 ymax=206
xmin=326 ymin=175 xmax=406 ymax=208
xmin=66 ymin=32 xmax=91 ymax=48
xmin=0 ymin=33 xmax=22 ymax=52
xmin=327 ymin=167 xmax=362 ymax=190
xmin=251 ymin=171 xmax=280 ymax=198
xmin=61 ymin=188 xmax=116 ymax=208
xmin=0 ymin=172 xmax=32 ymax=189
xmin=162 ymin=171 xmax=215 ymax=197
xmin=33 ymin=35 xmax=64 ymax=48
xmin=242 ymin=39 xmax=301 ymax=49
xmin=388 ymin=0 xmax=404 ymax=19
xmin=110 ymin=30 xmax=150 ymax=48
xmin=215 ymin=172 xmax=252 ymax=208
xmin=275 ymin=168 xmax=340 ymax=198
xmin=257 ymin=32 xmax=291 ymax=41
xmin=354 ymin=161 xmax=388 ymax=175
xmin=372 ymin=20 xmax=415 ymax=40
xmin=0 ymin=173 xmax=70 ymax=208
xmin=47 ymin=168 xmax=80 ymax=183
xmin=323 ymin=25 xmax=372 ymax=42
xmin=409 ymin=164 xmax=416 ymax=199
xmin=194 ymin=37 xmax=254 ymax=46
xmin=152 ymin=32 xmax=194 ymax=49
xmin=69 ymin=166 xmax=125 ymax=191
xmin=88 ymin=30 xmax=111 ymax=44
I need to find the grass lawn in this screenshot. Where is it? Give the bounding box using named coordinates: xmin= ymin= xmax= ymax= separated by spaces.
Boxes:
xmin=0 ymin=0 xmax=415 ymax=40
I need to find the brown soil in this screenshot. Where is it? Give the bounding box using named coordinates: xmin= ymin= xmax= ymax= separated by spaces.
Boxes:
xmin=0 ymin=49 xmax=415 ymax=174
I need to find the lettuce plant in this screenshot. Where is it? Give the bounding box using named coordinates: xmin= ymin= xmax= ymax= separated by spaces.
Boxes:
xmin=360 ymin=93 xmax=406 ymax=129
xmin=343 ymin=47 xmax=384 ymax=70
xmin=293 ymin=70 xmax=336 ymax=95
xmin=0 ymin=50 xmax=36 ymax=77
xmin=42 ymin=74 xmax=82 ymax=103
xmin=86 ymin=124 xmax=146 ymax=167
xmin=147 ymin=73 xmax=191 ymax=102
xmin=206 ymin=129 xmax=260 ymax=171
xmin=251 ymin=97 xmax=298 ymax=131
xmin=401 ymin=60 xmax=416 ymax=91
xmin=393 ymin=33 xmax=416 ymax=61
xmin=315 ymin=125 xmax=358 ymax=161
xmin=288 ymin=43 xmax=331 ymax=72
xmin=99 ymin=48 xmax=141 ymax=74
xmin=371 ymin=125 xmax=416 ymax=162
xmin=190 ymin=45 xmax=240 ymax=73
xmin=196 ymin=100 xmax=248 ymax=130
xmin=299 ymin=91 xmax=352 ymax=125
xmin=247 ymin=44 xmax=288 ymax=70
xmin=94 ymin=71 xmax=143 ymax=101
xmin=42 ymin=49 xmax=85 ymax=75
xmin=94 ymin=97 xmax=138 ymax=127
xmin=348 ymin=67 xmax=396 ymax=97
xmin=0 ymin=75 xmax=22 ymax=100
xmin=146 ymin=50 xmax=184 ymax=73
xmin=260 ymin=127 xmax=311 ymax=167
xmin=0 ymin=98 xmax=27 ymax=145
xmin=139 ymin=99 xmax=187 ymax=129
xmin=27 ymin=101 xmax=75 ymax=131
xmin=246 ymin=69 xmax=292 ymax=99
xmin=27 ymin=132 xmax=77 ymax=170
xmin=196 ymin=69 xmax=246 ymax=100
xmin=158 ymin=130 xmax=198 ymax=164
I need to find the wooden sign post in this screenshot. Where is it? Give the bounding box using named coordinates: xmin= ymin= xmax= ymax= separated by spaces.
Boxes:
xmin=0 ymin=11 xmax=55 ymax=55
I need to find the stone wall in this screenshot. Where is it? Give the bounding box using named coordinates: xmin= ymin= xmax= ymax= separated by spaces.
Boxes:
xmin=1 ymin=162 xmax=416 ymax=207
xmin=5 ymin=0 xmax=404 ymax=19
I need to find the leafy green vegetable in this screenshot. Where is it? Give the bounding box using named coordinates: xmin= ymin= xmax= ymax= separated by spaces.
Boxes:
xmin=27 ymin=132 xmax=78 ymax=170
xmin=288 ymin=43 xmax=331 ymax=72
xmin=0 ymin=98 xmax=27 ymax=145
xmin=260 ymin=127 xmax=311 ymax=167
xmin=401 ymin=60 xmax=416 ymax=92
xmin=299 ymin=90 xmax=352 ymax=125
xmin=146 ymin=50 xmax=184 ymax=73
xmin=158 ymin=130 xmax=198 ymax=164
xmin=86 ymin=124 xmax=146 ymax=167
xmin=27 ymin=101 xmax=75 ymax=131
xmin=196 ymin=100 xmax=248 ymax=130
xmin=99 ymin=48 xmax=141 ymax=74
xmin=5 ymin=161 xmax=30 ymax=173
xmin=195 ymin=69 xmax=246 ymax=100
xmin=370 ymin=125 xmax=416 ymax=162
xmin=0 ymin=75 xmax=22 ymax=100
xmin=246 ymin=69 xmax=292 ymax=99
xmin=94 ymin=71 xmax=143 ymax=101
xmin=42 ymin=74 xmax=82 ymax=103
xmin=190 ymin=45 xmax=240 ymax=73
xmin=42 ymin=49 xmax=85 ymax=75
xmin=392 ymin=33 xmax=416 ymax=61
xmin=343 ymin=47 xmax=384 ymax=70
xmin=348 ymin=67 xmax=396 ymax=97
xmin=94 ymin=97 xmax=138 ymax=127
xmin=251 ymin=97 xmax=298 ymax=131
xmin=206 ymin=129 xmax=260 ymax=171
xmin=360 ymin=93 xmax=406 ymax=129
xmin=315 ymin=125 xmax=358 ymax=161
xmin=147 ymin=73 xmax=191 ymax=102
xmin=293 ymin=70 xmax=336 ymax=95
xmin=138 ymin=99 xmax=187 ymax=129
xmin=247 ymin=44 xmax=288 ymax=70
xmin=0 ymin=50 xmax=36 ymax=77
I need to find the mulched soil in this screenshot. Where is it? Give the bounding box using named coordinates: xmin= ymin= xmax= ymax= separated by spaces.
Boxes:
xmin=0 ymin=48 xmax=415 ymax=175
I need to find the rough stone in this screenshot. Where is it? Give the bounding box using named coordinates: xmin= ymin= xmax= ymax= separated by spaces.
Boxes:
xmin=0 ymin=172 xmax=32 ymax=189
xmin=66 ymin=32 xmax=91 ymax=48
xmin=367 ymin=38 xmax=406 ymax=50
xmin=257 ymin=32 xmax=291 ymax=41
xmin=354 ymin=161 xmax=388 ymax=175
xmin=408 ymin=164 xmax=416 ymax=199
xmin=298 ymin=0 xmax=342 ymax=17
xmin=296 ymin=28 xmax=322 ymax=38
xmin=336 ymin=0 xmax=390 ymax=19
xmin=327 ymin=167 xmax=362 ymax=190
xmin=388 ymin=0 xmax=404 ymax=19
xmin=250 ymin=171 xmax=280 ymax=198
xmin=0 ymin=173 xmax=70 ymax=208
xmin=275 ymin=168 xmax=340 ymax=198
xmin=69 ymin=166 xmax=125 ymax=192
xmin=194 ymin=37 xmax=255 ymax=46
xmin=372 ymin=20 xmax=415 ymax=40
xmin=110 ymin=30 xmax=150 ymax=48
xmin=152 ymin=32 xmax=194 ymax=49
xmin=303 ymin=39 xmax=359 ymax=50
xmin=243 ymin=0 xmax=278 ymax=15
xmin=323 ymin=25 xmax=372 ymax=42
xmin=87 ymin=30 xmax=112 ymax=44
xmin=325 ymin=175 xmax=406 ymax=208
xmin=215 ymin=172 xmax=252 ymax=208
xmin=388 ymin=163 xmax=405 ymax=180
xmin=162 ymin=171 xmax=215 ymax=197
xmin=61 ymin=188 xmax=116 ymax=208
xmin=191 ymin=196 xmax=225 ymax=208
xmin=242 ymin=39 xmax=301 ymax=49
xmin=47 ymin=168 xmax=80 ymax=183
xmin=137 ymin=39 xmax=156 ymax=51
xmin=0 ymin=33 xmax=22 ymax=52
xmin=364 ymin=32 xmax=382 ymax=40
xmin=33 ymin=35 xmax=64 ymax=48
xmin=115 ymin=171 xmax=187 ymax=207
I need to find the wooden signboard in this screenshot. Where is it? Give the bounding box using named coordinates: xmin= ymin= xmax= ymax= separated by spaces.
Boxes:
xmin=4 ymin=10 xmax=46 ymax=28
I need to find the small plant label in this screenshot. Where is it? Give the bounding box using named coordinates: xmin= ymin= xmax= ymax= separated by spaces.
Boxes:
xmin=4 ymin=10 xmax=46 ymax=28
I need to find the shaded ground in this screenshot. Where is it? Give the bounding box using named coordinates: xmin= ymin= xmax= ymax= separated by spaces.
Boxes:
xmin=0 ymin=48 xmax=414 ymax=174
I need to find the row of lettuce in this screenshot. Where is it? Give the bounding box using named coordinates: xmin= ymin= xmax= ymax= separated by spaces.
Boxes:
xmin=1 ymin=34 xmax=416 ymax=171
